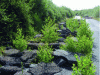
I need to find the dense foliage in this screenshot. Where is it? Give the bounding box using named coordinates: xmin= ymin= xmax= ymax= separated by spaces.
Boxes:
xmin=0 ymin=0 xmax=75 ymax=43
xmin=0 ymin=1 xmax=97 ymax=74
xmin=74 ymin=6 xmax=100 ymax=18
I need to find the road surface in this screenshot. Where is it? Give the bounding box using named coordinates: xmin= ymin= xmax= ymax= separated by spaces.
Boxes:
xmin=86 ymin=19 xmax=100 ymax=75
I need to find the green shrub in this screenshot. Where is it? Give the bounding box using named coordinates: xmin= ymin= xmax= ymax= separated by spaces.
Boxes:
xmin=75 ymin=35 xmax=93 ymax=55
xmin=66 ymin=18 xmax=80 ymax=32
xmin=59 ymin=18 xmax=94 ymax=55
xmin=24 ymin=26 xmax=39 ymax=42
xmin=40 ymin=16 xmax=62 ymax=43
xmin=59 ymin=34 xmax=94 ymax=55
xmin=25 ymin=25 xmax=35 ymax=38
xmin=59 ymin=34 xmax=78 ymax=53
xmin=36 ymin=43 xmax=54 ymax=63
xmin=72 ymin=53 xmax=96 ymax=75
xmin=12 ymin=28 xmax=27 ymax=52
xmin=76 ymin=20 xmax=95 ymax=43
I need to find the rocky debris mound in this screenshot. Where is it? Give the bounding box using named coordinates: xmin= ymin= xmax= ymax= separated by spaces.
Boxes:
xmin=0 ymin=22 xmax=84 ymax=75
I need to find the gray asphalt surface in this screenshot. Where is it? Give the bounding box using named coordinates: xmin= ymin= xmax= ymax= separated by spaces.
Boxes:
xmin=54 ymin=18 xmax=100 ymax=75
xmin=86 ymin=19 xmax=100 ymax=75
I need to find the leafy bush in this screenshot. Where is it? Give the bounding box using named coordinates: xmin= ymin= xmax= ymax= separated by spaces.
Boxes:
xmin=75 ymin=35 xmax=94 ymax=55
xmin=24 ymin=25 xmax=39 ymax=42
xmin=60 ymin=18 xmax=94 ymax=55
xmin=40 ymin=16 xmax=62 ymax=43
xmin=59 ymin=34 xmax=78 ymax=53
xmin=74 ymin=6 xmax=100 ymax=19
xmin=66 ymin=18 xmax=80 ymax=32
xmin=25 ymin=25 xmax=35 ymax=37
xmin=59 ymin=32 xmax=94 ymax=55
xmin=12 ymin=28 xmax=28 ymax=52
xmin=36 ymin=43 xmax=54 ymax=63
xmin=76 ymin=20 xmax=95 ymax=43
xmin=72 ymin=53 xmax=96 ymax=75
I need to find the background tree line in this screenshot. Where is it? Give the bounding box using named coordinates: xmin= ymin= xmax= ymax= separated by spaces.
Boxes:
xmin=74 ymin=6 xmax=100 ymax=18
xmin=0 ymin=0 xmax=75 ymax=43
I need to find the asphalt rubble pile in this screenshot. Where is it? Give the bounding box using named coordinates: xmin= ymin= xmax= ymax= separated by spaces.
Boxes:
xmin=0 ymin=21 xmax=86 ymax=75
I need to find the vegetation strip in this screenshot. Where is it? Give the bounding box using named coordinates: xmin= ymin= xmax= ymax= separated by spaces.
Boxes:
xmin=0 ymin=17 xmax=96 ymax=75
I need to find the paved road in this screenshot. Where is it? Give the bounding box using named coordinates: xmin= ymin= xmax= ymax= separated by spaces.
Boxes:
xmin=54 ymin=18 xmax=100 ymax=75
xmin=86 ymin=19 xmax=100 ymax=75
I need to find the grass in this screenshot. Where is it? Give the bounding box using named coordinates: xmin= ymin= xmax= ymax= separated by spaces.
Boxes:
xmin=92 ymin=17 xmax=100 ymax=21
xmin=0 ymin=17 xmax=96 ymax=75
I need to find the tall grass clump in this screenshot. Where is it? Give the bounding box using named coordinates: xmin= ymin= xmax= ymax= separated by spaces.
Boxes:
xmin=12 ymin=27 xmax=28 ymax=52
xmin=40 ymin=16 xmax=62 ymax=43
xmin=72 ymin=53 xmax=96 ymax=75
